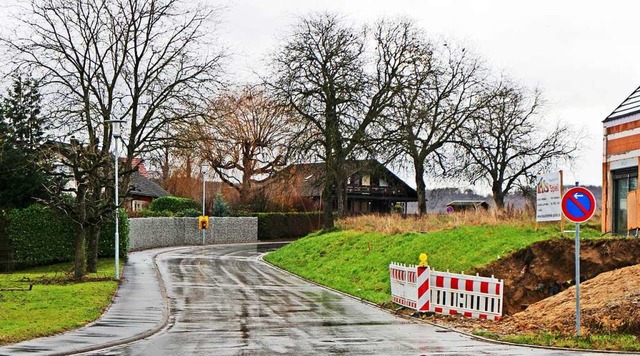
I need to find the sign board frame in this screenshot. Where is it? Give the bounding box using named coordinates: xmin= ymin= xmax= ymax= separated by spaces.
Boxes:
xmin=536 ymin=171 xmax=563 ymax=222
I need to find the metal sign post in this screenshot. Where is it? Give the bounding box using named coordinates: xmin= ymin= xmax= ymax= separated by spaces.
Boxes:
xmin=574 ymin=221 xmax=580 ymax=336
xmin=561 ymin=184 xmax=596 ymax=337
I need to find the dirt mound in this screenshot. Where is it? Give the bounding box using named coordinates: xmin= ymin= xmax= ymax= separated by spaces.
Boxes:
xmin=473 ymin=238 xmax=640 ymax=316
xmin=498 ymin=264 xmax=640 ymax=335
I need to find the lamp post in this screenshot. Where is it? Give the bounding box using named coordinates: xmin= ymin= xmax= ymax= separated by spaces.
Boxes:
xmin=107 ymin=119 xmax=125 ymax=280
xmin=201 ymin=164 xmax=208 ymax=244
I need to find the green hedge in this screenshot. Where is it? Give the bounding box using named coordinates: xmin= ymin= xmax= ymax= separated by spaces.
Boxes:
xmin=138 ymin=207 xmax=201 ymax=217
xmin=256 ymin=212 xmax=323 ymax=240
xmin=147 ymin=196 xmax=200 ymax=213
xmin=98 ymin=210 xmax=130 ymax=260
xmin=0 ymin=211 xmax=13 ymax=272
xmin=5 ymin=204 xmax=129 ymax=269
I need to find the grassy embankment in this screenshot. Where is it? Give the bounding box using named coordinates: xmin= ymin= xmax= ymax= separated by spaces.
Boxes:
xmin=265 ymin=212 xmax=602 ymax=304
xmin=0 ymin=260 xmax=119 ymax=345
xmin=264 ymin=212 xmax=640 ymax=351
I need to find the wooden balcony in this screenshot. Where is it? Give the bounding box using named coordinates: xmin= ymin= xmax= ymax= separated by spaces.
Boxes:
xmin=347 ymin=185 xmax=398 ymax=196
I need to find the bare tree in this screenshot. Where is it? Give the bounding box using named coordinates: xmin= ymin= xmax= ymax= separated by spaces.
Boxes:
xmin=458 ymin=80 xmax=579 ymax=210
xmin=383 ymin=42 xmax=486 ymax=215
xmin=5 ymin=0 xmax=226 ymax=277
xmin=267 ymin=14 xmax=422 ymax=228
xmin=196 ymin=85 xmax=302 ymax=208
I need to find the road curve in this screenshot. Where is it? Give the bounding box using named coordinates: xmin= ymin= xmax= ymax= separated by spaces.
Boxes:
xmin=92 ymin=243 xmax=607 ymax=355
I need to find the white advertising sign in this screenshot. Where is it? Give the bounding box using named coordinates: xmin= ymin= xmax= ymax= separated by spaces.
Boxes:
xmin=536 ymin=172 xmax=562 ymax=222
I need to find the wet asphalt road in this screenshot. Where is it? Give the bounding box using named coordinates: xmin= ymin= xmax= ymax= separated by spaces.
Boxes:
xmin=90 ymin=243 xmax=607 ymax=355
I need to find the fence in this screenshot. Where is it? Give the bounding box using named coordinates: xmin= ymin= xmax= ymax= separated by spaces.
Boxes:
xmin=389 ymin=263 xmax=503 ymax=321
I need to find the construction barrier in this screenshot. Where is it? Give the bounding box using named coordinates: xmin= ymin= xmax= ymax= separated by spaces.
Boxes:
xmin=389 ymin=263 xmax=418 ymax=310
xmin=389 ymin=262 xmax=503 ymax=321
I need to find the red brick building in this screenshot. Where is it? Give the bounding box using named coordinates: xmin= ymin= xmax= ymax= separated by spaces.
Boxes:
xmin=602 ymin=86 xmax=640 ymax=234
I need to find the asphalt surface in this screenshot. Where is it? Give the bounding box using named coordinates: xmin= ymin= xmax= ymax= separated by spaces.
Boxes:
xmin=0 ymin=243 xmax=625 ymax=355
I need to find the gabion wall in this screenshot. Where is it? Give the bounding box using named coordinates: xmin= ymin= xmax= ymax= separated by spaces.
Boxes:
xmin=129 ymin=217 xmax=258 ymax=251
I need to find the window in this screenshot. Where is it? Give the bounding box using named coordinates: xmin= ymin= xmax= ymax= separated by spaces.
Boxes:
xmin=613 ymin=168 xmax=638 ymax=234
xmin=131 ymin=200 xmax=148 ymax=212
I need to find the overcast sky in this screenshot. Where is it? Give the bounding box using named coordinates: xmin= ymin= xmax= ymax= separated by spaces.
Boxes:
xmin=3 ymin=0 xmax=638 ymax=190
xmin=218 ymin=0 xmax=639 ymax=189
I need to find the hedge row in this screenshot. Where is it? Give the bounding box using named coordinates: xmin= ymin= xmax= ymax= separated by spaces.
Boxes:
xmin=2 ymin=204 xmax=129 ymax=270
xmin=147 ymin=196 xmax=200 ymax=213
xmin=255 ymin=212 xmax=323 ymax=240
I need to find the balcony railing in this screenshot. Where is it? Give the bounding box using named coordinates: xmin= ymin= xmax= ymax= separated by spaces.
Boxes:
xmin=347 ymin=185 xmax=399 ymax=196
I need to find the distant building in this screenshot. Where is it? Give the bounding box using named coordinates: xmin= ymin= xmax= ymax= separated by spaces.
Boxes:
xmin=273 ymin=160 xmax=418 ymax=214
xmin=602 ymin=86 xmax=640 ymax=234
xmin=445 ymin=200 xmax=489 ymax=213
xmin=125 ymin=158 xmax=170 ymax=212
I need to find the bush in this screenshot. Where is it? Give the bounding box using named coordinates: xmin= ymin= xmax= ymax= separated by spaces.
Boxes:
xmin=175 ymin=208 xmax=201 ymax=217
xmin=147 ymin=196 xmax=199 ymax=214
xmin=5 ymin=204 xmax=130 ymax=269
xmin=256 ymin=212 xmax=323 ymax=240
xmin=138 ymin=209 xmax=169 ymax=217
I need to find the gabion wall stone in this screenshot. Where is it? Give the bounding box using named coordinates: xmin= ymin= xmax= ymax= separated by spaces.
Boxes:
xmin=129 ymin=217 xmax=258 ymax=251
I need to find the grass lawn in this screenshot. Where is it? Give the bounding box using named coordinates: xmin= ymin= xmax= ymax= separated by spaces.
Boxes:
xmin=0 ymin=259 xmax=119 ymax=346
xmin=264 ymin=220 xmax=602 ymax=304
xmin=475 ymin=331 xmax=640 ymax=352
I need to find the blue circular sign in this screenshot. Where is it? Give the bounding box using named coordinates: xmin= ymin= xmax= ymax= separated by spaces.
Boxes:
xmin=561 ymin=187 xmax=596 ymax=223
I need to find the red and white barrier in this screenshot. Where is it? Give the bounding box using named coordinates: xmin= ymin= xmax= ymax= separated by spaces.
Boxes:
xmin=430 ymin=269 xmax=503 ymax=321
xmin=389 ymin=263 xmax=503 ymax=321
xmin=389 ymin=263 xmax=418 ymax=309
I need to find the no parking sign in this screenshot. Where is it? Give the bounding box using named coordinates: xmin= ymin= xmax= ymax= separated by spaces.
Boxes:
xmin=561 ymin=187 xmax=596 ymax=223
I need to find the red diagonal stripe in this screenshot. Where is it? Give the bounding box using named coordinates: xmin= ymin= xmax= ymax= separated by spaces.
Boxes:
xmin=568 ymin=195 xmax=589 ymax=216
xmin=418 ymin=279 xmax=429 ymax=298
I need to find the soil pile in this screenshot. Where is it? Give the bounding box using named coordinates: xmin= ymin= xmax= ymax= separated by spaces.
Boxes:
xmin=473 ymin=238 xmax=640 ymax=315
xmin=496 ymin=264 xmax=640 ymax=335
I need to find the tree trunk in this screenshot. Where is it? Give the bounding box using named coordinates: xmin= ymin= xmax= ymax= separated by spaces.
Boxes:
xmin=73 ymin=224 xmax=86 ymax=279
xmin=322 ymin=167 xmax=336 ymax=230
xmin=336 ymin=173 xmax=346 ymax=216
xmin=493 ymin=186 xmax=505 ymax=210
xmin=322 ymin=186 xmax=335 ymax=229
xmin=86 ymin=178 xmax=101 ymax=273
xmin=73 ymin=179 xmax=88 ymax=279
xmin=414 ymin=161 xmax=427 ymax=215
xmin=86 ymin=224 xmax=99 ymax=273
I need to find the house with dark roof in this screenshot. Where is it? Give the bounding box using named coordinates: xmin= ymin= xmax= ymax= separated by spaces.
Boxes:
xmin=602 ymin=86 xmax=640 ymax=234
xmin=273 ymin=160 xmax=418 ymax=214
xmin=126 ymin=158 xmax=170 ymax=212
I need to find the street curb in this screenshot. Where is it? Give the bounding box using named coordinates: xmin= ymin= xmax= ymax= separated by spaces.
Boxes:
xmin=259 ymin=252 xmax=640 ymax=355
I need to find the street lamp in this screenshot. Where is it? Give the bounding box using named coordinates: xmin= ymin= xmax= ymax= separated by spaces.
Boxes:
xmin=201 ymin=164 xmax=208 ymax=245
xmin=107 ymin=119 xmax=125 ymax=280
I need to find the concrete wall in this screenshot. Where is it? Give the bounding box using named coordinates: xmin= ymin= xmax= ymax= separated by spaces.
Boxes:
xmin=129 ymin=217 xmax=258 ymax=251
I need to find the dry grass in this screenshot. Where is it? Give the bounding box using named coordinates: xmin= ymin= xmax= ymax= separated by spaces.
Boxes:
xmin=337 ymin=209 xmax=604 ymax=235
